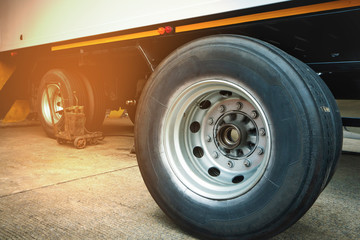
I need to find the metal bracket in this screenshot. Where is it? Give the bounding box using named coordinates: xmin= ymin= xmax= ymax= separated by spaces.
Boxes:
xmin=137 ymin=44 xmax=155 ymax=72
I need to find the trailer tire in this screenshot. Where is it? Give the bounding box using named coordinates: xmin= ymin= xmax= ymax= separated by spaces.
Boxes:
xmin=37 ymin=69 xmax=105 ymax=138
xmin=126 ymin=106 xmax=136 ymax=124
xmin=80 ymin=73 xmax=106 ymax=131
xmin=135 ymin=35 xmax=342 ymax=239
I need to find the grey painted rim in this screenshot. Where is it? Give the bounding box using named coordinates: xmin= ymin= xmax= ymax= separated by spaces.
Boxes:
xmin=41 ymin=83 xmax=63 ymax=125
xmin=163 ymin=79 xmax=271 ymax=200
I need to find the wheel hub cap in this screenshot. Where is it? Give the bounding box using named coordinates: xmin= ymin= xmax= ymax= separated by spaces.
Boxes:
xmin=41 ymin=83 xmax=63 ymax=125
xmin=214 ymin=111 xmax=257 ymax=158
xmin=217 ymin=123 xmax=242 ymax=150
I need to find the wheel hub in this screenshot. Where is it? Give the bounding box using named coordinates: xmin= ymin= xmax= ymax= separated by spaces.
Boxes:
xmin=41 ymin=83 xmax=63 ymax=125
xmin=214 ymin=112 xmax=257 ymax=159
xmin=217 ymin=123 xmax=242 ymax=150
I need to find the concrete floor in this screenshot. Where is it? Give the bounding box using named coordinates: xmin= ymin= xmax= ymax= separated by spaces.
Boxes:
xmin=0 ymin=117 xmax=359 ymax=240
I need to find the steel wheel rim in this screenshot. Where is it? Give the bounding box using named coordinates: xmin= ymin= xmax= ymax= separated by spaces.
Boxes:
xmin=41 ymin=83 xmax=63 ymax=125
xmin=163 ymin=79 xmax=271 ymax=200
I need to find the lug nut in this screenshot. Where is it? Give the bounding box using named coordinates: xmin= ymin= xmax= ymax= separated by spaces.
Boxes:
xmin=244 ymin=159 xmax=251 ymax=167
xmin=257 ymin=147 xmax=264 ymax=155
xmin=208 ymin=118 xmax=214 ymax=125
xmin=236 ymin=102 xmax=243 ymax=110
xmin=259 ymin=128 xmax=266 ymax=136
xmin=212 ymin=151 xmax=219 ymax=159
xmin=206 ymin=136 xmax=212 ymax=142
xmin=227 ymin=161 xmax=234 ymax=168
xmin=219 ymin=105 xmax=226 ymax=113
xmin=251 ymin=110 xmax=258 ymax=119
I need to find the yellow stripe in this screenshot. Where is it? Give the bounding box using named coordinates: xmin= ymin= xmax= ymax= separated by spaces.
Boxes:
xmin=52 ymin=30 xmax=160 ymax=51
xmin=176 ymin=0 xmax=360 ymax=33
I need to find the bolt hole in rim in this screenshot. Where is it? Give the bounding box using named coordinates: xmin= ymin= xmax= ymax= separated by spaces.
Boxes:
xmin=41 ymin=83 xmax=63 ymax=125
xmin=164 ymin=80 xmax=271 ymax=200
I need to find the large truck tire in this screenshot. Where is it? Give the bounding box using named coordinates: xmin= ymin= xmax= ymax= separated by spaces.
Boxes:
xmin=80 ymin=71 xmax=107 ymax=131
xmin=135 ymin=35 xmax=342 ymax=239
xmin=37 ymin=69 xmax=105 ymax=138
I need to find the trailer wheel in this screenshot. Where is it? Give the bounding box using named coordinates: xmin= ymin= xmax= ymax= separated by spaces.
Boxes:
xmin=135 ymin=35 xmax=342 ymax=239
xmin=37 ymin=69 xmax=105 ymax=138
xmin=80 ymin=73 xmax=106 ymax=131
xmin=126 ymin=106 xmax=136 ymax=123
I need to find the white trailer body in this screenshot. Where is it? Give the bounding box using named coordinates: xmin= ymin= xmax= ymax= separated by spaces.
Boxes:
xmin=1 ymin=1 xmax=359 ymax=239
xmin=0 ymin=0 xmax=286 ymax=51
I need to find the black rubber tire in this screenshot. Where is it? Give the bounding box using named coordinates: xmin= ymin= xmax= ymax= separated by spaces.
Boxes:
xmin=37 ymin=69 xmax=105 ymax=138
xmin=79 ymin=72 xmax=106 ymax=131
xmin=286 ymin=56 xmax=343 ymax=189
xmin=127 ymin=106 xmax=136 ymax=124
xmin=135 ymin=35 xmax=342 ymax=240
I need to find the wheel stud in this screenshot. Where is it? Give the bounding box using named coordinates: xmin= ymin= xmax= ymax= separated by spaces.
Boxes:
xmin=206 ymin=136 xmax=212 ymax=142
xmin=208 ymin=118 xmax=214 ymax=125
xmin=213 ymin=151 xmax=219 ymax=159
xmin=219 ymin=105 xmax=226 ymax=113
xmin=236 ymin=102 xmax=243 ymax=110
xmin=244 ymin=159 xmax=251 ymax=167
xmin=251 ymin=110 xmax=258 ymax=119
xmin=227 ymin=161 xmax=234 ymax=168
xmin=259 ymin=128 xmax=266 ymax=136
